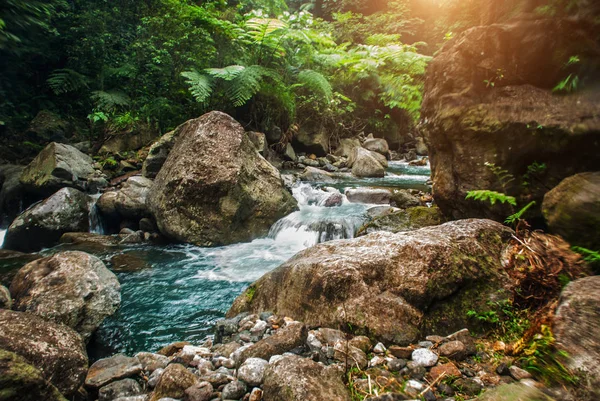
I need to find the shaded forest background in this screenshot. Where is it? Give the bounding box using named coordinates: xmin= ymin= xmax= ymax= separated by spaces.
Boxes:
xmin=0 ymin=0 xmax=590 ymax=161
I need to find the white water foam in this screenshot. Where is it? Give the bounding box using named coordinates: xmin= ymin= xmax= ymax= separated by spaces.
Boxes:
xmin=0 ymin=229 xmax=6 ymax=248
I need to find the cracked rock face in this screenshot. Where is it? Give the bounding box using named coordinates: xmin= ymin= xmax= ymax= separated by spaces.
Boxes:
xmin=229 ymin=219 xmax=513 ymax=344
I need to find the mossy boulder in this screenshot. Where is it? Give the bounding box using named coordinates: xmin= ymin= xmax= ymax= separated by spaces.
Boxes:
xmin=422 ymin=19 xmax=600 ymax=222
xmin=25 ymin=110 xmax=72 ymax=143
xmin=228 ymin=219 xmax=513 ymax=344
xmin=357 ymin=206 xmax=444 ymax=236
xmin=147 ymin=111 xmax=297 ymax=246
xmin=0 ymin=349 xmax=67 ymax=401
xmin=0 ymin=310 xmax=88 ymax=396
xmin=542 ymin=172 xmax=600 ymax=249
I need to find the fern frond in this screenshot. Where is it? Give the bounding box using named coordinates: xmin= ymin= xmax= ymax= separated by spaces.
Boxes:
xmin=204 ymin=65 xmax=245 ymax=81
xmin=181 ymin=70 xmax=213 ymax=103
xmin=505 ymin=201 xmax=536 ymax=225
xmin=91 ymin=90 xmax=131 ymax=112
xmin=226 ymin=65 xmax=267 ymax=107
xmin=465 ymin=190 xmax=517 ymax=206
xmin=297 ymin=70 xmax=332 ymax=102
xmin=47 ymin=69 xmax=88 ymax=95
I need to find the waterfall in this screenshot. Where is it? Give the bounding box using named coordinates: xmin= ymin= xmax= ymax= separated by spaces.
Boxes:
xmin=88 ymin=194 xmax=106 ymax=234
xmin=0 ymin=229 xmax=6 ymax=249
xmin=268 ymin=183 xmax=370 ymax=248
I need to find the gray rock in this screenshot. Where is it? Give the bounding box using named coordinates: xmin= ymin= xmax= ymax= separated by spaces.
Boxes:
xmin=334 ymin=138 xmax=361 ymax=158
xmin=508 ymin=365 xmax=532 ymax=381
xmin=0 ymin=165 xmax=26 ymax=225
xmin=299 ymin=166 xmax=335 ymax=183
xmin=99 ymin=378 xmax=143 ymax=401
xmin=247 ymin=131 xmax=268 ymax=155
xmin=114 ymin=176 xmax=153 ymax=219
xmin=222 ymin=380 xmax=247 ymax=399
xmin=263 ymin=355 xmax=350 ymax=401
xmin=363 ymin=138 xmax=390 ymax=157
xmin=345 ymin=188 xmax=391 ymax=204
xmin=147 ymin=112 xmax=297 ymax=247
xmin=324 ymin=192 xmax=343 ymax=207
xmin=237 ymin=357 xmax=268 ymax=386
xmin=411 ymin=348 xmax=438 ymax=367
xmin=10 ymin=251 xmax=121 ymax=342
xmin=284 ymin=143 xmax=297 ymax=162
xmin=0 ymin=309 xmax=88 ymax=396
xmin=350 ymin=147 xmax=385 ymax=178
xmin=148 ymin=368 xmax=164 ymax=388
xmin=86 ymin=354 xmax=143 ymax=389
xmin=20 ymin=142 xmax=101 ymax=196
xmin=3 ymin=187 xmax=90 ymax=252
xmin=135 ymin=352 xmax=169 ymax=372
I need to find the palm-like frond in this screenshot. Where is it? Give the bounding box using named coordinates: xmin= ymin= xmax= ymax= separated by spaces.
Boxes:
xmin=47 ymin=69 xmax=89 ymax=95
xmin=91 ymin=90 xmax=131 ymax=112
xmin=204 ymin=65 xmax=245 ymax=81
xmin=181 ymin=70 xmax=213 ymax=103
xmin=227 ymin=65 xmax=268 ymax=107
xmin=297 ymin=70 xmax=332 ymax=102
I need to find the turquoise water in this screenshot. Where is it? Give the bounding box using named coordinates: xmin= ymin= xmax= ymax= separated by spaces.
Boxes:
xmin=1 ymin=161 xmax=431 ymax=358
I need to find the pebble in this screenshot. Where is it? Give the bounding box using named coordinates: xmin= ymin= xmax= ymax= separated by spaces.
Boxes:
xmin=147 ymin=368 xmax=163 ymax=388
xmin=222 ymin=380 xmax=247 ymax=399
xmin=418 ymin=341 xmax=434 ymax=348
xmin=373 ymin=342 xmax=386 ymax=354
xmin=369 ymin=355 xmax=387 ymax=367
xmin=387 ymin=358 xmax=406 ymax=372
xmin=237 ymin=357 xmax=268 ymax=386
xmin=249 ymin=387 xmax=263 ymax=401
xmin=411 ymin=348 xmax=439 ymax=367
xmin=509 ymin=365 xmax=533 ymax=380
xmin=438 ymin=340 xmax=467 ymax=360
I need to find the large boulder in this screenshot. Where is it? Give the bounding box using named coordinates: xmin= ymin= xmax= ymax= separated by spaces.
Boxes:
xmin=3 ymin=187 xmax=91 ymax=252
xmin=0 ymin=349 xmax=67 ymax=401
xmin=147 ymin=111 xmax=297 ymax=246
xmin=0 ymin=309 xmax=88 ymax=396
xmin=142 ymin=130 xmax=178 ymax=179
xmin=553 ymin=276 xmax=600 ymax=392
xmin=357 ymin=206 xmax=444 ymax=236
xmin=350 ymin=147 xmax=386 ymax=178
xmin=542 ymin=172 xmax=600 ymax=249
xmin=25 ymin=111 xmax=72 ymax=143
xmin=149 ymin=363 xmax=199 ymax=401
xmin=229 ymin=219 xmax=513 ymax=344
xmin=422 ymin=19 xmax=600 ymax=221
xmin=345 ymin=188 xmax=391 ymax=204
xmin=10 ymin=251 xmax=121 ymax=342
xmin=263 ymin=355 xmax=350 ymax=401
xmin=20 ymin=142 xmax=104 ymax=196
xmin=476 ymin=383 xmax=555 ymax=401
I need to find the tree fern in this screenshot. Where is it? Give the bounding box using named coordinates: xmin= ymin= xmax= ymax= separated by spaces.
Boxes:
xmin=465 ymin=190 xmax=517 ymax=206
xmin=91 ymin=90 xmax=131 ymax=112
xmin=181 ymin=70 xmax=213 ymax=104
xmin=47 ymin=69 xmax=88 ymax=95
xmin=205 ymin=65 xmax=245 ymax=81
xmin=227 ymin=65 xmax=268 ymax=107
xmin=297 ymin=70 xmax=332 ymax=102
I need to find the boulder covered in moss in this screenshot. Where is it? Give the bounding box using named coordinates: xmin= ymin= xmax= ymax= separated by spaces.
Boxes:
xmin=20 ymin=142 xmax=106 ymax=196
xmin=476 ymin=383 xmax=555 ymax=401
xmin=147 ymin=111 xmax=298 ymax=247
xmin=357 ymin=206 xmax=444 ymax=236
xmin=422 ymin=18 xmax=600 ymax=222
xmin=0 ymin=310 xmax=88 ymax=396
xmin=542 ymin=172 xmax=600 ymax=249
xmin=0 ymin=349 xmax=67 ymax=401
xmin=229 ymin=219 xmax=513 ymax=345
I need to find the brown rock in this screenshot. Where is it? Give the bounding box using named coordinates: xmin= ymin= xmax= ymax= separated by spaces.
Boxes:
xmin=183 ymin=381 xmax=213 ymax=401
xmin=429 ymin=363 xmax=461 ymax=382
xmin=158 ymin=341 xmax=191 ymax=356
xmin=239 ymin=321 xmax=307 ymax=363
xmin=85 ymin=354 xmax=142 ymax=389
xmin=438 ymin=340 xmax=467 ymax=360
xmin=149 ymin=363 xmax=199 ymax=401
xmin=0 ymin=309 xmax=88 ymax=396
xmin=388 ymin=345 xmax=414 ymax=359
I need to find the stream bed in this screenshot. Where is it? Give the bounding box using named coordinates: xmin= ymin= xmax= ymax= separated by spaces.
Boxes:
xmin=0 ymin=160 xmax=430 ymax=359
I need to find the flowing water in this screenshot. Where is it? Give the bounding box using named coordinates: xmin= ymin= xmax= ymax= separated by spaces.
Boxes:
xmin=0 ymin=160 xmax=430 ymax=358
